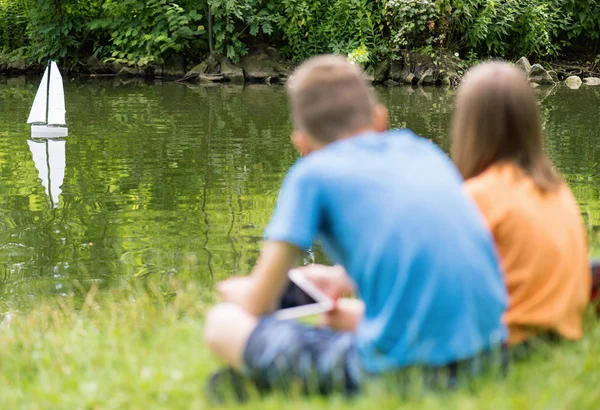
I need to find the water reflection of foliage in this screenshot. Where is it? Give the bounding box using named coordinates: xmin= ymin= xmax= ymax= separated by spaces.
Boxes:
xmin=0 ymin=82 xmax=297 ymax=303
xmin=379 ymin=86 xmax=455 ymax=151
xmin=1 ymin=82 xmax=600 ymax=305
xmin=540 ymin=87 xmax=600 ymax=254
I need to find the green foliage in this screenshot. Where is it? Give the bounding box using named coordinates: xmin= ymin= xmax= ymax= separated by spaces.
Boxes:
xmin=207 ymin=0 xmax=278 ymax=62
xmin=1 ymin=0 xmax=600 ymax=67
xmin=562 ymin=0 xmax=600 ymax=41
xmin=276 ymin=0 xmax=385 ymax=63
xmin=24 ymin=0 xmax=105 ymax=63
xmin=385 ymin=0 xmax=438 ymax=50
xmin=90 ymin=0 xmax=206 ymax=66
xmin=383 ymin=0 xmax=577 ymax=59
xmin=348 ymin=45 xmax=370 ymax=66
xmin=444 ymin=0 xmax=571 ymax=58
xmin=0 ymin=0 xmax=28 ymax=53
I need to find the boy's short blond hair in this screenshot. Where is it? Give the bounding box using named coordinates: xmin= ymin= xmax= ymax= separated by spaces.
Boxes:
xmin=287 ymin=55 xmax=377 ymax=143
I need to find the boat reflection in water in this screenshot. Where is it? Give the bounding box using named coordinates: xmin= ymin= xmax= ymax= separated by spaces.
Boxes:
xmin=27 ymin=138 xmax=66 ymax=209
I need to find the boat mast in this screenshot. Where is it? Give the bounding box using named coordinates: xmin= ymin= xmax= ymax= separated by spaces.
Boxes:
xmin=45 ymin=61 xmax=51 ymax=125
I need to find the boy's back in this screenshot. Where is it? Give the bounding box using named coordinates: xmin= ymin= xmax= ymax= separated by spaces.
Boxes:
xmin=266 ymin=129 xmax=507 ymax=372
xmin=205 ymin=56 xmax=508 ymax=398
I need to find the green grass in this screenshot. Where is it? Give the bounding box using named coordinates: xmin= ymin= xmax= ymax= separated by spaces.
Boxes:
xmin=0 ymin=281 xmax=598 ymax=409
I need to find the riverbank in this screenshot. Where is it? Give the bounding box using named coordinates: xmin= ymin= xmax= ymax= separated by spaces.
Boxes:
xmin=0 ymin=281 xmax=598 ymax=409
xmin=1 ymin=58 xmax=600 ymax=409
xmin=3 ymin=46 xmax=600 ymax=89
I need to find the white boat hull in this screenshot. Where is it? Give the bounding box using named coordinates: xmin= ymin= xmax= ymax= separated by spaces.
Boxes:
xmin=31 ymin=125 xmax=68 ymax=138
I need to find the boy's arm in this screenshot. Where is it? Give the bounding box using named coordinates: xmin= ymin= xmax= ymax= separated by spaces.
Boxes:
xmin=218 ymin=160 xmax=322 ymax=316
xmin=218 ymin=241 xmax=302 ymax=316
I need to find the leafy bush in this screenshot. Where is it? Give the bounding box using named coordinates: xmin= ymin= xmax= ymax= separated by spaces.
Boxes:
xmin=383 ymin=0 xmax=574 ymax=59
xmin=561 ymin=0 xmax=600 ymax=42
xmin=276 ymin=0 xmax=385 ymax=63
xmin=89 ymin=0 xmax=206 ymax=67
xmin=0 ymin=0 xmax=28 ymax=54
xmin=348 ymin=45 xmax=370 ymax=66
xmin=1 ymin=0 xmax=600 ymax=67
xmin=448 ymin=0 xmax=571 ymax=58
xmin=24 ymin=0 xmax=105 ymax=63
xmin=385 ymin=0 xmax=439 ymax=51
xmin=207 ymin=0 xmax=278 ymax=62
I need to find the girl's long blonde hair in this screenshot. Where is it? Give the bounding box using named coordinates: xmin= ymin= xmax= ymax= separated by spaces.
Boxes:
xmin=451 ymin=61 xmax=562 ymax=192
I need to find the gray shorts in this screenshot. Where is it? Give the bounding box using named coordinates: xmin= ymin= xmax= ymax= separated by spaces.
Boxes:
xmin=242 ymin=316 xmax=363 ymax=395
xmin=242 ymin=316 xmax=509 ymax=397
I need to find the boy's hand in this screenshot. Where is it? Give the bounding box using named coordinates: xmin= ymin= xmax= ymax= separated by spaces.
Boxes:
xmin=294 ymin=264 xmax=355 ymax=300
xmin=217 ymin=276 xmax=255 ymax=306
xmin=320 ymin=298 xmax=365 ymax=333
xmin=216 ymin=241 xmax=302 ymax=316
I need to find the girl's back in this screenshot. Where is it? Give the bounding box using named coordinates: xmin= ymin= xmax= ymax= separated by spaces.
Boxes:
xmin=452 ymin=61 xmax=591 ymax=345
xmin=466 ymin=162 xmax=590 ymax=344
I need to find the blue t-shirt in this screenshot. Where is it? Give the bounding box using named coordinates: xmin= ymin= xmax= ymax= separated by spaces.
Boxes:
xmin=265 ymin=130 xmax=507 ymax=373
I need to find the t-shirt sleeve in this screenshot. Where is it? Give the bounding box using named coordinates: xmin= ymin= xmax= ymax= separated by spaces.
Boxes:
xmin=263 ymin=161 xmax=323 ymax=251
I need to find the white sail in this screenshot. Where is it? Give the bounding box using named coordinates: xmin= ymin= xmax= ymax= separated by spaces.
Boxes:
xmin=27 ymin=139 xmax=66 ymax=208
xmin=47 ymin=61 xmax=66 ymax=126
xmin=27 ymin=66 xmax=49 ymax=124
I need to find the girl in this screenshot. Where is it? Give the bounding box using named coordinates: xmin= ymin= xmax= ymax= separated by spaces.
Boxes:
xmin=452 ymin=61 xmax=591 ymax=346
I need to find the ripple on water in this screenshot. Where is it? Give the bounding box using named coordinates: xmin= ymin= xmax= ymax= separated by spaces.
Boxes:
xmin=1 ymin=81 xmax=600 ymax=305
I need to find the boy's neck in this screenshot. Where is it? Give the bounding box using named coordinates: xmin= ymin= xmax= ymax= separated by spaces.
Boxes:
xmin=339 ymin=127 xmax=377 ymax=141
xmin=323 ymin=127 xmax=378 ymax=148
xmin=303 ymin=127 xmax=379 ymax=156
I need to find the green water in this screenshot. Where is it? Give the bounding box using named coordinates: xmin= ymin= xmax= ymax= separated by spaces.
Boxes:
xmin=1 ymin=77 xmax=599 ymax=306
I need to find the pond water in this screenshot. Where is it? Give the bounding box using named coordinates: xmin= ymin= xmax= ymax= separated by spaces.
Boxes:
xmin=1 ymin=78 xmax=599 ymax=307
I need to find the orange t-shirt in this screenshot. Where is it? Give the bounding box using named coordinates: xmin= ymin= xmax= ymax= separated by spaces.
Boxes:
xmin=465 ymin=163 xmax=591 ymax=345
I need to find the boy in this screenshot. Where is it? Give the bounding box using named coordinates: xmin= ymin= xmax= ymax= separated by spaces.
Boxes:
xmin=204 ymin=55 xmax=508 ymax=396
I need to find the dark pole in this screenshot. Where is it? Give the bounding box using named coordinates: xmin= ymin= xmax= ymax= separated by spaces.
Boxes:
xmin=45 ymin=61 xmax=51 ymax=124
xmin=207 ymin=4 xmax=214 ymax=55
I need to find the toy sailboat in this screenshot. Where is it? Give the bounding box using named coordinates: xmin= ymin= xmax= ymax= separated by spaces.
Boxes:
xmin=27 ymin=138 xmax=66 ymax=209
xmin=27 ymin=61 xmax=68 ymax=138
